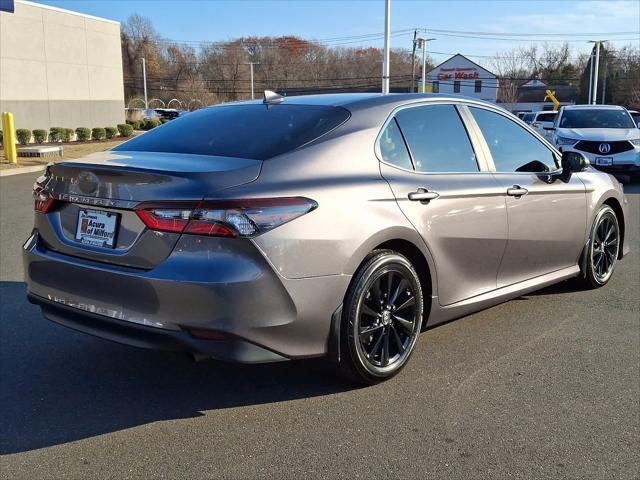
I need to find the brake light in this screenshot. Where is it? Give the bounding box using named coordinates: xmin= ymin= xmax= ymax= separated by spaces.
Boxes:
xmin=135 ymin=197 xmax=317 ymax=238
xmin=33 ymin=186 xmax=56 ymax=213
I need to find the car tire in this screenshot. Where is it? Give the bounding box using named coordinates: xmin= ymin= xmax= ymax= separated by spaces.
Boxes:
xmin=339 ymin=250 xmax=424 ymax=384
xmin=578 ymin=205 xmax=620 ymax=289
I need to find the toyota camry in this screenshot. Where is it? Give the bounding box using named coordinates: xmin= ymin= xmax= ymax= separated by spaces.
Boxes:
xmin=24 ymin=92 xmax=629 ymax=383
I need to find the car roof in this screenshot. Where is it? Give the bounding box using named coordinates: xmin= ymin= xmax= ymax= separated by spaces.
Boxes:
xmin=217 ymin=92 xmax=499 ymax=111
xmin=562 ymin=104 xmax=626 ymax=111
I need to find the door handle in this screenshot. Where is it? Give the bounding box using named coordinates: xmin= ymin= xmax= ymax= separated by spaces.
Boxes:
xmin=408 ymin=189 xmax=439 ymax=202
xmin=506 ymin=185 xmax=529 ymax=197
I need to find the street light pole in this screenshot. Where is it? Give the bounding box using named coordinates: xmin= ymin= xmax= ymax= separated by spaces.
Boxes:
xmin=587 ymin=49 xmax=593 ymax=104
xmin=382 ymin=0 xmax=391 ymax=94
xmin=142 ymin=57 xmax=148 ymax=110
xmin=249 ymin=62 xmax=257 ymax=99
xmin=589 ymin=40 xmax=606 ymax=105
xmin=416 ymin=37 xmax=436 ymax=93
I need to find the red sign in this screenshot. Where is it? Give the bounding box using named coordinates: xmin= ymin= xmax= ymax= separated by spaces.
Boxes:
xmin=437 ymin=67 xmax=479 ymax=81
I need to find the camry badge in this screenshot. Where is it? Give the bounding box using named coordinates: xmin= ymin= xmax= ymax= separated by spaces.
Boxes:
xmin=598 ymin=143 xmax=611 ymax=154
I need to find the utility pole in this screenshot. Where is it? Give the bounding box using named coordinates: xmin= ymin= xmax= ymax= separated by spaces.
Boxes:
xmin=382 ymin=0 xmax=391 ymax=94
xmin=410 ymin=30 xmax=417 ymax=93
xmin=589 ymin=40 xmax=606 ymax=105
xmin=142 ymin=58 xmax=148 ymax=110
xmin=416 ymin=37 xmax=436 ymax=93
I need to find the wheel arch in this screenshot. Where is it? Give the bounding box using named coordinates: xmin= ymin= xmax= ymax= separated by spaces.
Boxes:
xmin=602 ymin=197 xmax=625 ymax=259
xmin=328 ymin=235 xmax=436 ymax=363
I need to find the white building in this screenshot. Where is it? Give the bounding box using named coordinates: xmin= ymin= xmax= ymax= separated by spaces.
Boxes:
xmin=0 ymin=0 xmax=125 ymax=131
xmin=426 ymin=54 xmax=498 ymax=103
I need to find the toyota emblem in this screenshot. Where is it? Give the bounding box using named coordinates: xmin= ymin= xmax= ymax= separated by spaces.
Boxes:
xmin=598 ymin=143 xmax=611 ymax=154
xmin=77 ymin=171 xmax=99 ymax=195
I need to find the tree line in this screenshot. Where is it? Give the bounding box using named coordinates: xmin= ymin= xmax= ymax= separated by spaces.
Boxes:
xmin=121 ymin=14 xmax=640 ymax=109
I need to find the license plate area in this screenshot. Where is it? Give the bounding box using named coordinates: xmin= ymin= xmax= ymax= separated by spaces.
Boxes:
xmin=595 ymin=157 xmax=613 ymax=166
xmin=75 ymin=209 xmax=119 ymax=248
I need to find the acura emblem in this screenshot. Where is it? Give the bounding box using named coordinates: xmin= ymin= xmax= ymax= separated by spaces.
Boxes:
xmin=598 ymin=143 xmax=611 ymax=154
xmin=77 ymin=171 xmax=99 ymax=195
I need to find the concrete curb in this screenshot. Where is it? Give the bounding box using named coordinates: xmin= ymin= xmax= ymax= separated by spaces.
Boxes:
xmin=0 ymin=164 xmax=47 ymax=177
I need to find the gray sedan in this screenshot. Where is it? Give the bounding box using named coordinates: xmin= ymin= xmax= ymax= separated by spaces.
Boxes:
xmin=24 ymin=93 xmax=629 ymax=383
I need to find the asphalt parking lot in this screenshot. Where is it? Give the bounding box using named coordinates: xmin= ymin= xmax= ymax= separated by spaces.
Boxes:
xmin=1 ymin=172 xmax=638 ymax=479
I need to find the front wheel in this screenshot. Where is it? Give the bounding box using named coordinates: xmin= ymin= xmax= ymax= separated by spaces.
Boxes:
xmin=579 ymin=205 xmax=620 ymax=289
xmin=340 ymin=250 xmax=423 ymax=384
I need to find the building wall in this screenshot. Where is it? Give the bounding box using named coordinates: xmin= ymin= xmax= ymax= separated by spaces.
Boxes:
xmin=426 ymin=55 xmax=498 ymax=103
xmin=0 ymin=1 xmax=124 ymax=131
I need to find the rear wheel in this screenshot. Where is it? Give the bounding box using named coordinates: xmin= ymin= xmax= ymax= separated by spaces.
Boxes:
xmin=579 ymin=205 xmax=620 ymax=289
xmin=340 ymin=250 xmax=423 ymax=384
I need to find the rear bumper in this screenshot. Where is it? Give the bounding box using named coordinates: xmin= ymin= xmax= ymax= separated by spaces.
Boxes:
xmin=27 ymin=292 xmax=288 ymax=362
xmin=23 ymin=231 xmax=349 ymax=361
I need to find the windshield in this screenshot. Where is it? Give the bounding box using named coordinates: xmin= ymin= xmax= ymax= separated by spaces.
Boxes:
xmin=114 ymin=104 xmax=351 ymax=160
xmin=559 ymin=109 xmax=635 ymax=129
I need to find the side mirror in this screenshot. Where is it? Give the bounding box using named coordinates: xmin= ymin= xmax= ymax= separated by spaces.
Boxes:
xmin=561 ymin=151 xmax=589 ymax=174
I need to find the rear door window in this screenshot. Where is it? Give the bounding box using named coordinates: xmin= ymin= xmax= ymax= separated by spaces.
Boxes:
xmin=394 ymin=105 xmax=478 ymax=173
xmin=113 ymin=104 xmax=350 ymax=160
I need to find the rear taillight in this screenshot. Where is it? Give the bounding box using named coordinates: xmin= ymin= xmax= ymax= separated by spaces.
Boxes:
xmin=33 ymin=186 xmax=56 ymax=213
xmin=135 ymin=197 xmax=317 ymax=238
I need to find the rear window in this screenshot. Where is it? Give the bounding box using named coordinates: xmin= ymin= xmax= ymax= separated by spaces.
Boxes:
xmin=536 ymin=113 xmax=556 ymax=122
xmin=114 ymin=104 xmax=350 ymax=160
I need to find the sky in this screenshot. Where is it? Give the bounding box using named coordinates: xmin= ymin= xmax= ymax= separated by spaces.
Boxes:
xmin=33 ymin=0 xmax=640 ymax=65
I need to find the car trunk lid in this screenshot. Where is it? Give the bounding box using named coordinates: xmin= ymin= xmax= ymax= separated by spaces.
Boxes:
xmin=35 ymin=150 xmax=262 ymax=269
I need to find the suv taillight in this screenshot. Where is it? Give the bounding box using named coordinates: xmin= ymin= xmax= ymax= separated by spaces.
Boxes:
xmin=135 ymin=197 xmax=317 ymax=238
xmin=33 ymin=186 xmax=56 ymax=213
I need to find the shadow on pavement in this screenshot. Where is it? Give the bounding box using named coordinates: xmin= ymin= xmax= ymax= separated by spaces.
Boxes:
xmin=0 ymin=281 xmax=354 ymax=454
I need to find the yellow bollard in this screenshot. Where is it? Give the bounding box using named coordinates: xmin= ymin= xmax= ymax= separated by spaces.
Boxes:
xmin=2 ymin=112 xmax=18 ymax=164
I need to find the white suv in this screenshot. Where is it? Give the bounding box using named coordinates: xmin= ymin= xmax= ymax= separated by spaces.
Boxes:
xmin=529 ymin=111 xmax=557 ymax=141
xmin=550 ymin=105 xmax=640 ymax=178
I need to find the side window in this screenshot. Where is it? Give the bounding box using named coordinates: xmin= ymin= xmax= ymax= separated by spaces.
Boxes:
xmin=378 ymin=118 xmax=413 ymax=170
xmin=469 ymin=107 xmax=558 ymax=173
xmin=394 ymin=105 xmax=478 ymax=173
xmin=453 ymin=81 xmax=461 ymax=93
xmin=432 ymin=81 xmax=439 ymax=93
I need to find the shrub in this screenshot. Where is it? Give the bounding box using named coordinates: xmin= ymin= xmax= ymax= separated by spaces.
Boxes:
xmin=160 ymin=118 xmax=170 ymax=124
xmin=91 ymin=127 xmax=106 ymax=141
xmin=33 ymin=129 xmax=48 ymax=144
xmin=61 ymin=128 xmax=74 ymax=142
xmin=0 ymin=130 xmax=3 ymax=145
xmin=16 ymin=129 xmax=32 ymax=145
xmin=49 ymin=127 xmax=63 ymax=142
xmin=133 ymin=120 xmax=143 ymax=130
xmin=105 ymin=127 xmax=118 ymax=139
xmin=143 ymin=118 xmax=161 ymax=130
xmin=75 ymin=127 xmax=91 ymax=141
xmin=117 ymin=123 xmax=133 ymax=137
xmin=126 ymin=119 xmax=136 ymax=126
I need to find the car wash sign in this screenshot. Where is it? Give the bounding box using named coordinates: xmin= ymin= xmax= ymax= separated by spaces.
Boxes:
xmin=0 ymin=0 xmax=15 ymax=13
xmin=437 ymin=67 xmax=480 ymax=81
